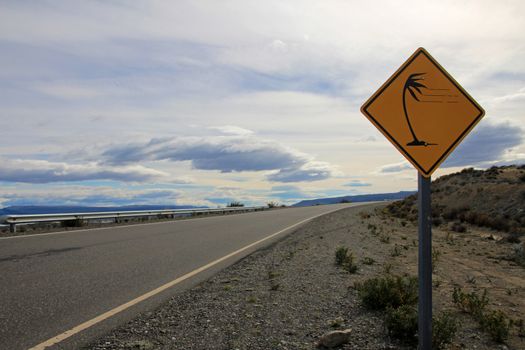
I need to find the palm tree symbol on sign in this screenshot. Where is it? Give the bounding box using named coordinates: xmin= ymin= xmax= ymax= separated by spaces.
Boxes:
xmin=403 ymin=73 xmax=437 ymax=147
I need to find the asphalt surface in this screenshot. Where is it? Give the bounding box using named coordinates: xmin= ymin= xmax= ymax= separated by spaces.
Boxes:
xmin=0 ymin=203 xmax=361 ymax=350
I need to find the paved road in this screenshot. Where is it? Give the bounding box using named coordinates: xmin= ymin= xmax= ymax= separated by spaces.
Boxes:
xmin=0 ymin=203 xmax=363 ymax=350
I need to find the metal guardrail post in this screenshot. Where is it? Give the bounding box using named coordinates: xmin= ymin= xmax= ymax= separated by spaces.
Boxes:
xmin=10 ymin=223 xmax=16 ymax=233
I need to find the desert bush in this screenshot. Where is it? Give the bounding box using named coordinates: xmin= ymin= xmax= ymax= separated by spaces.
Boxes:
xmin=385 ymin=195 xmax=416 ymax=220
xmin=506 ymin=233 xmax=521 ymax=244
xmin=390 ymin=245 xmax=401 ymax=257
xmin=432 ymin=312 xmax=459 ymax=349
xmin=452 ymin=287 xmax=515 ymax=342
xmin=451 ymin=287 xmax=514 ymax=342
xmin=334 ymin=246 xmax=358 ymax=273
xmin=432 ymin=248 xmax=441 ymax=272
xmin=451 ymin=222 xmax=467 ymax=233
xmin=442 ymin=206 xmax=469 ymax=221
xmin=516 ymin=318 xmax=525 ymax=338
xmin=335 ymin=246 xmax=349 ymax=266
xmin=452 ymin=287 xmax=489 ymax=318
xmin=379 ymin=234 xmax=390 ymax=243
xmin=227 ymin=201 xmax=244 ymax=207
xmin=385 ymin=305 xmax=458 ymax=348
xmin=362 ymin=257 xmax=375 ymax=265
xmin=355 ymin=274 xmax=418 ymax=310
xmin=267 ymin=201 xmax=278 ymax=208
xmin=480 ymin=310 xmax=512 ymax=343
xmin=385 ymin=305 xmax=418 ymax=345
xmin=359 ymin=211 xmax=371 ymax=219
xmin=432 ymin=217 xmax=443 ymax=226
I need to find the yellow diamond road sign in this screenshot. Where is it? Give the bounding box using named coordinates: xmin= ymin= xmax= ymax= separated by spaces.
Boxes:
xmin=361 ymin=47 xmax=485 ymax=177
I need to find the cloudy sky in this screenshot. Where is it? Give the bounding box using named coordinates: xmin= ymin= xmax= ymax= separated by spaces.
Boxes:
xmin=0 ymin=0 xmax=524 ymax=207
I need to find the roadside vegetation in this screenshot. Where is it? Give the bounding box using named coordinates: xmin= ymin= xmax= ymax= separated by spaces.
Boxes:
xmin=335 ymin=246 xmax=358 ymax=273
xmin=227 ymin=201 xmax=245 ymax=207
xmin=452 ymin=287 xmax=524 ymax=343
xmin=386 ymin=165 xmax=525 ymax=238
xmin=355 ymin=272 xmax=458 ymax=348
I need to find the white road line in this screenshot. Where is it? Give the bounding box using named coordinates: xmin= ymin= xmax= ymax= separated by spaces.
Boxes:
xmin=28 ymin=205 xmax=353 ymax=350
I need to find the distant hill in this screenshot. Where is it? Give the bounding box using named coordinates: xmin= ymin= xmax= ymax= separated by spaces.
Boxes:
xmin=0 ymin=205 xmax=206 ymax=216
xmin=386 ymin=165 xmax=525 ymax=234
xmin=293 ymin=191 xmax=416 ymax=207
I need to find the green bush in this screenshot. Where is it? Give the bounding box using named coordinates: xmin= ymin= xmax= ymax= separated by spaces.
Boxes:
xmin=480 ymin=310 xmax=512 ymax=343
xmin=432 ymin=248 xmax=441 ymax=272
xmin=356 ymin=274 xmax=418 ymax=310
xmin=452 ymin=287 xmax=488 ymax=319
xmin=432 ymin=217 xmax=443 ymax=226
xmin=362 ymin=257 xmax=375 ymax=265
xmin=384 ymin=306 xmax=458 ymax=348
xmin=432 ymin=312 xmax=458 ymax=349
xmin=335 ymin=246 xmax=349 ymax=266
xmin=452 ymin=287 xmax=512 ymax=343
xmin=227 ymin=201 xmax=244 ymax=207
xmin=334 ymin=246 xmax=358 ymax=273
xmin=385 ymin=305 xmax=418 ymax=345
xmin=451 ymin=222 xmax=467 ymax=233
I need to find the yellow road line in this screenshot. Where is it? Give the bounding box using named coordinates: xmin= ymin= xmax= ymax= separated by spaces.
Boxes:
xmin=29 ymin=205 xmax=352 ymax=350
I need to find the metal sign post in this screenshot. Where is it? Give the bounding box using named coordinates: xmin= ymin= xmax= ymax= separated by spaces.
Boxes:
xmin=360 ymin=47 xmax=485 ymax=349
xmin=418 ymin=174 xmax=432 ymax=349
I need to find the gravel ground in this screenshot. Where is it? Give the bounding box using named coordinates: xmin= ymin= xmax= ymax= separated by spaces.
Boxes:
xmin=88 ymin=203 xmax=524 ymax=350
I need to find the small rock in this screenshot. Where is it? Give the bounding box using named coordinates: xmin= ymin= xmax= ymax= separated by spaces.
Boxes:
xmin=317 ymin=329 xmax=352 ymax=348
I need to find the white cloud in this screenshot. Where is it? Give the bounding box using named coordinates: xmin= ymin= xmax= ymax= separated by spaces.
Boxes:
xmin=377 ymin=161 xmax=413 ymax=174
xmin=0 ymin=185 xmax=182 ymax=207
xmin=0 ymin=158 xmax=166 ymax=184
xmin=208 ymin=125 xmax=254 ymax=136
xmin=101 ymin=132 xmax=338 ymax=182
xmin=267 ymin=161 xmax=335 ymax=183
xmin=491 ymin=87 xmax=525 ymax=104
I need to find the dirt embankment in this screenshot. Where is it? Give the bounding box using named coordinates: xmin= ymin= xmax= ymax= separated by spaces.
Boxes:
xmin=89 ymin=203 xmax=525 ymax=350
xmin=387 ymin=165 xmax=525 ymax=236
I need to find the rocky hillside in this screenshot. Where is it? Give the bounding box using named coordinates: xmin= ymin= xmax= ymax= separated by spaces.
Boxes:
xmin=387 ymin=165 xmax=525 ymax=236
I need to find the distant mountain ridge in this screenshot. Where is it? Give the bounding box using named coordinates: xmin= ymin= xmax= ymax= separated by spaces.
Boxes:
xmin=0 ymin=205 xmax=206 ymax=216
xmin=293 ymin=191 xmax=416 ymax=207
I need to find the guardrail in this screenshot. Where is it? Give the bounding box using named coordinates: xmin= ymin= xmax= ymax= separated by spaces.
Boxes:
xmin=0 ymin=206 xmax=267 ymax=233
